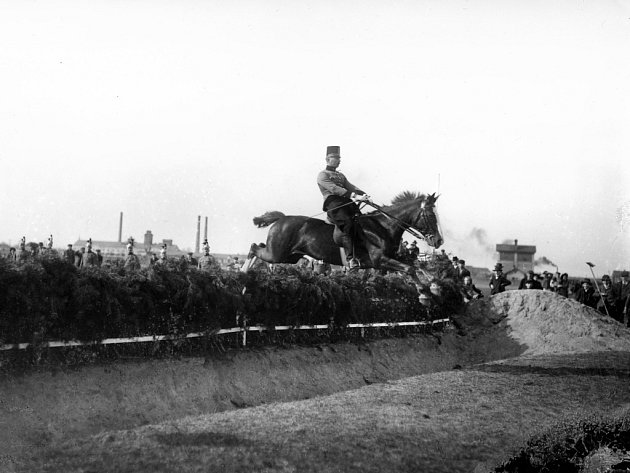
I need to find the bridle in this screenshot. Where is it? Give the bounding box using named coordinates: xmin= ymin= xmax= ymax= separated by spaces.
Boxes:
xmin=365 ymin=201 xmax=438 ymax=245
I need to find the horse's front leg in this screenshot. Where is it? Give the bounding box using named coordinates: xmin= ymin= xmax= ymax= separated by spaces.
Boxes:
xmin=377 ymin=256 xmax=430 ymax=283
xmin=242 ymin=243 xmax=270 ymax=273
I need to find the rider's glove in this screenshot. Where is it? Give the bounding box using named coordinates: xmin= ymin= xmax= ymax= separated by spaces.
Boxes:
xmin=351 ymin=193 xmax=371 ymax=203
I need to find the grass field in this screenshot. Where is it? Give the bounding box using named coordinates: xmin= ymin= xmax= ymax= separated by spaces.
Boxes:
xmin=15 ymin=351 xmax=630 ymax=473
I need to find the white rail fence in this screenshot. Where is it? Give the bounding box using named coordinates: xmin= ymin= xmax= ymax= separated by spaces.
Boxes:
xmin=0 ymin=318 xmax=450 ymax=351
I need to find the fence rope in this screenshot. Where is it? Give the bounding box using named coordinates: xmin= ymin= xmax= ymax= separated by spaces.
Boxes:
xmin=0 ymin=319 xmax=450 ymax=351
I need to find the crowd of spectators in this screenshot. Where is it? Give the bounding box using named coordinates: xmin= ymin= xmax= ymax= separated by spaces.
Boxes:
xmin=1 ymin=236 xmax=221 ymax=273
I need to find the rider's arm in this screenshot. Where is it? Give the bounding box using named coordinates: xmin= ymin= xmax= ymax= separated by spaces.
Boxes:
xmin=317 ymin=171 xmax=360 ymax=198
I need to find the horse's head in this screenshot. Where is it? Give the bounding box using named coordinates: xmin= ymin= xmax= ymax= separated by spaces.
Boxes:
xmin=417 ymin=193 xmax=443 ymax=249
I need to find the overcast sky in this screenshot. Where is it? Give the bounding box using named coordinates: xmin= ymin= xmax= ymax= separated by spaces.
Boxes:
xmin=1 ymin=0 xmax=629 ymax=277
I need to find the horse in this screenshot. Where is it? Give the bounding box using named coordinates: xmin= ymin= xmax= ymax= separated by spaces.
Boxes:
xmin=242 ymin=191 xmax=443 ymax=281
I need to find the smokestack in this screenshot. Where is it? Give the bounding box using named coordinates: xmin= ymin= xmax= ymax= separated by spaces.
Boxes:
xmin=204 ymin=217 xmax=208 ymax=242
xmin=513 ymin=239 xmax=518 ymax=270
xmin=195 ymin=216 xmax=201 ymax=254
xmin=118 ymin=212 xmax=123 ymax=243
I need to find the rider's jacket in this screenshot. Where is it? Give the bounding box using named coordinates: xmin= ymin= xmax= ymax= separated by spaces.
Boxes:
xmin=317 ymin=167 xmax=364 ymax=203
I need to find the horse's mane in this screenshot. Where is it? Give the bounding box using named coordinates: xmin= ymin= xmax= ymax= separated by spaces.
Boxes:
xmin=390 ymin=191 xmax=427 ymax=205
xmin=362 ymin=191 xmax=427 ymax=217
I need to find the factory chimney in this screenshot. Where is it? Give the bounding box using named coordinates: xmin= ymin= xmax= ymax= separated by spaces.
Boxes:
xmin=513 ymin=239 xmax=518 ymax=271
xmin=204 ymin=217 xmax=208 ymax=242
xmin=118 ymin=212 xmax=123 ymax=243
xmin=195 ymin=216 xmax=201 ymax=254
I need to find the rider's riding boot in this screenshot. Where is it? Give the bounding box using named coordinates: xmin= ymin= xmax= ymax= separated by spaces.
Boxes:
xmin=340 ymin=234 xmax=356 ymax=266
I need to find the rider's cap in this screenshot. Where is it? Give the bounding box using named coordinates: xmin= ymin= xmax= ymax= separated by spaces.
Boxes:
xmin=326 ymin=146 xmax=340 ymax=158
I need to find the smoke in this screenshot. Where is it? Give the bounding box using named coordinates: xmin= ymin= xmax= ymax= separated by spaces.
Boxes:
xmin=534 ymin=256 xmax=557 ymax=268
xmin=468 ymin=227 xmax=494 ymax=254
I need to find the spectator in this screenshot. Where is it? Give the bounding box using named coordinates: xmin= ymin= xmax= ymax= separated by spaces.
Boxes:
xmin=460 ymin=275 xmax=483 ymax=302
xmin=519 ymin=270 xmax=542 ymax=290
xmin=596 ymin=274 xmax=619 ymax=320
xmin=549 ymin=276 xmax=559 ymax=292
xmin=615 ymin=271 xmax=630 ymax=326
xmin=64 ymin=244 xmax=75 ymax=264
xmin=489 ymin=263 xmax=511 ymax=295
xmin=80 ymin=239 xmax=99 ymax=268
xmin=456 ymin=259 xmax=471 ymax=282
xmin=297 ymin=257 xmax=314 ymax=271
xmin=452 ymin=256 xmax=459 ymax=272
xmin=5 ymin=247 xmax=16 ymax=263
xmin=16 ymin=237 xmax=28 ymax=265
xmin=185 ymin=252 xmax=198 ymax=268
xmin=397 ymin=240 xmax=409 ymax=259
xmin=575 ymin=279 xmax=597 ymax=309
xmin=556 ymin=273 xmax=570 ymax=297
xmin=74 ymin=247 xmax=85 ymax=267
xmin=198 ymin=244 xmax=217 ymax=272
xmin=408 ymin=241 xmax=420 ymax=260
xmin=147 ymin=252 xmax=158 ymax=267
xmin=156 ymin=244 xmax=168 ymax=265
xmin=95 ymin=249 xmax=103 ymax=267
xmin=227 ymin=256 xmax=241 ymax=272
xmin=124 ymin=243 xmax=141 ymax=272
xmin=314 ymin=259 xmax=331 ymax=275
xmin=541 ymin=272 xmax=553 ymax=291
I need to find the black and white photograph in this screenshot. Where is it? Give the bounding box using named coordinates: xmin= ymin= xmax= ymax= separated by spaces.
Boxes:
xmin=1 ymin=1 xmax=630 ymax=471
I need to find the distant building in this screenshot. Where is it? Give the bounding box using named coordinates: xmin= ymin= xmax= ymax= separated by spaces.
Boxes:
xmin=496 ymin=239 xmax=536 ymax=282
xmin=74 ymin=231 xmax=188 ymax=260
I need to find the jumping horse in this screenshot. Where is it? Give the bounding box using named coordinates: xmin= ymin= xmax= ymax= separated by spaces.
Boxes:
xmin=242 ymin=191 xmax=443 ymax=281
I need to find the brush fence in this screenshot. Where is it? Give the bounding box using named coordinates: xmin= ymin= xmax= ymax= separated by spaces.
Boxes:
xmin=0 ymin=319 xmax=450 ymax=351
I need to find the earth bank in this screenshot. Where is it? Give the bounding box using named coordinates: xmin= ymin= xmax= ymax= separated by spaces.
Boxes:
xmin=2 ymin=290 xmax=630 ymax=471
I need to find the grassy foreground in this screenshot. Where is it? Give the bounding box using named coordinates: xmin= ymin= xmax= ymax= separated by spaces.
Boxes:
xmin=16 ymin=351 xmax=630 ymax=473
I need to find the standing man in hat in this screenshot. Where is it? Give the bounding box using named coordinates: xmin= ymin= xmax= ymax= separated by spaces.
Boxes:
xmin=317 ymin=145 xmax=371 ymax=270
xmin=615 ymin=271 xmax=630 ymax=326
xmin=185 ymin=251 xmax=198 ymax=268
xmin=5 ymin=247 xmax=17 ymax=264
xmin=576 ymin=279 xmax=597 ymax=308
xmin=80 ymin=239 xmax=99 ymax=268
xmin=596 ymin=275 xmax=618 ymax=319
xmin=64 ymin=244 xmax=75 ymax=264
xmin=123 ymin=242 xmax=141 ymax=272
xmin=16 ymin=237 xmax=29 ymax=265
xmin=489 ymin=263 xmax=511 ymax=295
xmin=198 ymin=240 xmax=217 ymax=272
xmin=456 ymin=259 xmax=471 ymax=282
xmin=408 ymin=241 xmax=420 ymax=261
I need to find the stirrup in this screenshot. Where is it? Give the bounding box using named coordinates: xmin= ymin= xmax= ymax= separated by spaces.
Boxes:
xmin=348 ymin=258 xmax=361 ymax=270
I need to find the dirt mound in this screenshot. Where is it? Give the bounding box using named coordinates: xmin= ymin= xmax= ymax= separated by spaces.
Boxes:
xmin=452 ymin=290 xmax=630 ymax=356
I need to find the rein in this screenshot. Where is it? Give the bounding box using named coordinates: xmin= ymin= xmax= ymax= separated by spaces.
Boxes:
xmin=365 ymin=202 xmax=431 ymax=244
xmin=307 ymin=199 xmax=434 ymax=244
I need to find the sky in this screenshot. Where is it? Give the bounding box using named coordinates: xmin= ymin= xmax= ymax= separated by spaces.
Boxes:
xmin=1 ymin=0 xmax=629 ymax=277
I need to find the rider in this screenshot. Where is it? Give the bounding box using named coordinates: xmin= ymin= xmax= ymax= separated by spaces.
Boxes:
xmin=317 ymin=145 xmax=371 ymax=270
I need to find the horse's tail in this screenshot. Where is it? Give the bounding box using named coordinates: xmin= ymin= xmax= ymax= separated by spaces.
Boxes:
xmin=253 ymin=211 xmax=286 ymax=228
